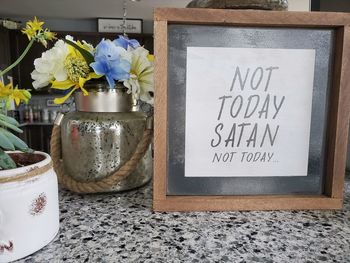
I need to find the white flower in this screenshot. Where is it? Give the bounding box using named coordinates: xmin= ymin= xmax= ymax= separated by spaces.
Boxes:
xmin=123 ymin=47 xmax=154 ymax=105
xmin=31 ymin=40 xmax=69 ymax=89
xmin=65 ymin=35 xmax=74 ymax=41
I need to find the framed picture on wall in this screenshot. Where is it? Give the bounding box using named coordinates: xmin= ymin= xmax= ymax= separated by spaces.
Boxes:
xmin=97 ymin=18 xmax=143 ymax=33
xmin=153 ymin=8 xmax=350 ymax=211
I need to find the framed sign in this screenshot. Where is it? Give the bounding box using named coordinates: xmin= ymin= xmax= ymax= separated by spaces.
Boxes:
xmin=97 ymin=18 xmax=142 ymax=33
xmin=153 ymin=8 xmax=350 ymax=211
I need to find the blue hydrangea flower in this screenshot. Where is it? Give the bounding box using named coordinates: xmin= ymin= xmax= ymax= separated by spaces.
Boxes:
xmin=90 ymin=39 xmax=131 ymax=88
xmin=113 ymin=35 xmax=140 ymax=50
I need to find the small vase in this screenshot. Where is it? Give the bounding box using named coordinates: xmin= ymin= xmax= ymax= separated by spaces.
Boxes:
xmin=0 ymin=151 xmax=59 ymax=263
xmin=59 ymin=81 xmax=153 ymax=193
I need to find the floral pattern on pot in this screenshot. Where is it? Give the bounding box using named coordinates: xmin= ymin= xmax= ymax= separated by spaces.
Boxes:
xmin=0 ymin=241 xmax=13 ymax=253
xmin=29 ymin=192 xmax=47 ymax=216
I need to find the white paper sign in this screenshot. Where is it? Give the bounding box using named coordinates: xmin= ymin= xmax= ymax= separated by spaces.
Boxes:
xmin=185 ymin=47 xmax=316 ymax=177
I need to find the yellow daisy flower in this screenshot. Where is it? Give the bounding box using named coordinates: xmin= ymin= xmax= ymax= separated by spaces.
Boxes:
xmin=10 ymin=88 xmax=31 ymax=106
xmin=0 ymin=81 xmax=12 ymax=98
xmin=21 ymin=27 xmax=37 ymax=41
xmin=43 ymin=30 xmax=56 ymax=41
xmin=27 ymin=16 xmax=44 ymax=31
xmin=21 ymin=16 xmax=44 ymax=40
xmin=0 ymin=81 xmax=31 ymax=107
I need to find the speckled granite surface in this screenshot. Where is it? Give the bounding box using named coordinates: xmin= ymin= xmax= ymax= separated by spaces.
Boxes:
xmin=17 ymin=176 xmax=350 ymax=263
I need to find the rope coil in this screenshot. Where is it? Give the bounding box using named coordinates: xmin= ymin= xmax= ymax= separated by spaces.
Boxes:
xmin=50 ymin=119 xmax=153 ymax=193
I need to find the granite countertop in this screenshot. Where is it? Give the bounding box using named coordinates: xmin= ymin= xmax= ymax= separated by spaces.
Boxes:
xmin=18 ymin=176 xmax=350 ymax=263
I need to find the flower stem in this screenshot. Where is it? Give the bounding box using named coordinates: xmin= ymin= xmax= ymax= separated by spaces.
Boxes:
xmin=0 ymin=38 xmax=35 ymax=77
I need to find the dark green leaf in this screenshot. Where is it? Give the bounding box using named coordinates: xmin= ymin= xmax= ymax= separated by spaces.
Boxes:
xmin=0 ymin=130 xmax=15 ymax=150
xmin=0 ymin=113 xmax=20 ymax=126
xmin=0 ymin=148 xmax=16 ymax=169
xmin=22 ymin=147 xmax=34 ymax=153
xmin=0 ymin=119 xmax=23 ymax=133
xmin=63 ymin=39 xmax=94 ymax=66
xmin=0 ymin=128 xmax=29 ymax=151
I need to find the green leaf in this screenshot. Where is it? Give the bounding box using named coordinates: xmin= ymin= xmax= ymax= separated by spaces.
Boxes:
xmin=63 ymin=39 xmax=94 ymax=66
xmin=0 ymin=119 xmax=23 ymax=133
xmin=0 ymin=128 xmax=29 ymax=151
xmin=0 ymin=130 xmax=15 ymax=150
xmin=22 ymin=147 xmax=34 ymax=153
xmin=0 ymin=148 xmax=16 ymax=169
xmin=0 ymin=113 xmax=20 ymax=126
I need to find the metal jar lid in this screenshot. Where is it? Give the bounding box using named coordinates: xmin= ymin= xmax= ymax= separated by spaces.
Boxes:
xmin=74 ymin=82 xmax=137 ymax=113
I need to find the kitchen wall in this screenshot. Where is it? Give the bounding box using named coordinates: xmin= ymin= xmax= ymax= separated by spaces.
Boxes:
xmin=289 ymin=0 xmax=310 ymax=11
xmin=1 ymin=16 xmax=154 ymax=33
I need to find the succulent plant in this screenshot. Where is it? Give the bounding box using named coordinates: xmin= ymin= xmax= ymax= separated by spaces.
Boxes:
xmin=0 ymin=113 xmax=32 ymax=169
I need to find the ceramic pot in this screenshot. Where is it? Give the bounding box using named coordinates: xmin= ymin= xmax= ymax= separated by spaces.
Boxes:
xmin=60 ymin=82 xmax=153 ymax=193
xmin=0 ymin=151 xmax=59 ymax=263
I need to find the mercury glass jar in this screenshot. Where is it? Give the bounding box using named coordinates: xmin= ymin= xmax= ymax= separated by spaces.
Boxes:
xmin=60 ymin=81 xmax=153 ymax=193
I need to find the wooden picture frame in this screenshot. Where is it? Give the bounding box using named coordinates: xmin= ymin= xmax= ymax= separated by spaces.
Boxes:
xmin=153 ymin=8 xmax=350 ymax=211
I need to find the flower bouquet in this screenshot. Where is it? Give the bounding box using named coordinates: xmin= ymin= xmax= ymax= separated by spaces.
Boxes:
xmin=31 ymin=34 xmax=154 ymax=105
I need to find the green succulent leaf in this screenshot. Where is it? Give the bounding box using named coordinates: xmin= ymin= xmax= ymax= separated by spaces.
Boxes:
xmin=0 ymin=129 xmax=15 ymax=150
xmin=21 ymin=147 xmax=34 ymax=153
xmin=0 ymin=113 xmax=20 ymax=126
xmin=63 ymin=39 xmax=94 ymax=66
xmin=0 ymin=128 xmax=29 ymax=151
xmin=0 ymin=148 xmax=16 ymax=169
xmin=0 ymin=118 xmax=23 ymax=133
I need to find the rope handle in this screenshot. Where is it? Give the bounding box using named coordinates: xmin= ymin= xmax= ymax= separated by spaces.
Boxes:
xmin=50 ymin=113 xmax=153 ymax=193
